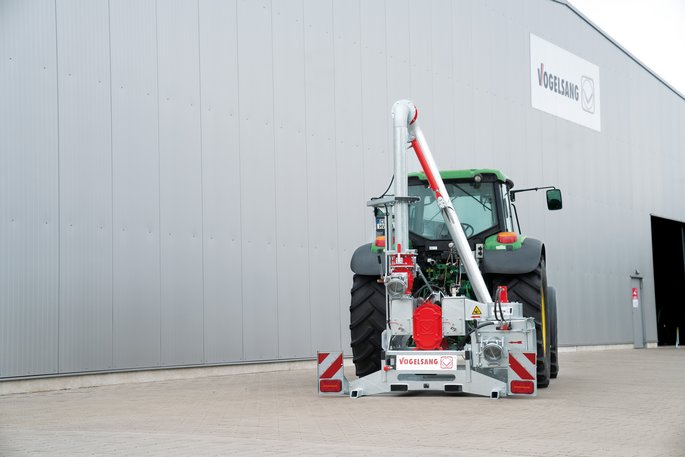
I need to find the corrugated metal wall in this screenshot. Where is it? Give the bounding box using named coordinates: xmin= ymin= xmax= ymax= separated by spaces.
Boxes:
xmin=1 ymin=0 xmax=683 ymax=378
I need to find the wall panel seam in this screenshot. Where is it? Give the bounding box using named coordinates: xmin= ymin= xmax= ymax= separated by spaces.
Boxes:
xmin=196 ymin=0 xmax=206 ymax=363
xmin=235 ymin=0 xmax=245 ymax=362
xmin=54 ymin=0 xmax=61 ymax=375
xmin=357 ymin=1 xmax=367 ymax=219
xmin=269 ymin=0 xmax=281 ymax=358
xmin=302 ymin=0 xmax=314 ymax=351
xmin=155 ymin=0 xmax=163 ymax=366
xmin=107 ymin=0 xmax=115 ymax=370
xmin=329 ymin=0 xmax=342 ymax=352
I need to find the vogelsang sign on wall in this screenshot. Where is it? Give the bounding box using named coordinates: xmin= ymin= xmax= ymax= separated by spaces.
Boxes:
xmin=530 ymin=33 xmax=601 ymax=132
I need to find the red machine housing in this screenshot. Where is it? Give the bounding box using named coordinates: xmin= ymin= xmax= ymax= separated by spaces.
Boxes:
xmin=413 ymin=301 xmax=443 ymax=350
xmin=389 ymin=249 xmax=415 ymax=295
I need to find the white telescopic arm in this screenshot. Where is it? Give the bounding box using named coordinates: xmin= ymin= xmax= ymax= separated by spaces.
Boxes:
xmin=392 ymin=100 xmax=493 ymax=304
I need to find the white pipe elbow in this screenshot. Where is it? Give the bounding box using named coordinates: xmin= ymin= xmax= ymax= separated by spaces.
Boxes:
xmin=391 ymin=99 xmax=417 ymax=128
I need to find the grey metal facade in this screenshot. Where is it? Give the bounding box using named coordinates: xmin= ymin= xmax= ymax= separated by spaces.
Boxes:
xmin=1 ymin=0 xmax=682 ymax=378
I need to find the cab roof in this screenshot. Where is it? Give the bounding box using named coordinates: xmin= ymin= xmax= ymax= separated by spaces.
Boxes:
xmin=408 ymin=169 xmax=514 ymax=188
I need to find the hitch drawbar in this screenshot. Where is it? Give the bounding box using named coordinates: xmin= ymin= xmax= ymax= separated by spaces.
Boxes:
xmin=319 ymin=100 xmax=539 ymax=399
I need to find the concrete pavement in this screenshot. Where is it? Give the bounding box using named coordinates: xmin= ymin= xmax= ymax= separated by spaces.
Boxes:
xmin=0 ymin=348 xmax=683 ymax=456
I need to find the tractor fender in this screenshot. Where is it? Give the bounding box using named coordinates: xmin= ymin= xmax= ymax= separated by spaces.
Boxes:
xmin=481 ymin=237 xmax=545 ymax=275
xmin=350 ymin=243 xmax=384 ymax=276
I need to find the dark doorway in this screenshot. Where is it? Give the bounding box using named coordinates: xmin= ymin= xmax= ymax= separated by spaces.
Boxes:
xmin=650 ymin=216 xmax=685 ymax=346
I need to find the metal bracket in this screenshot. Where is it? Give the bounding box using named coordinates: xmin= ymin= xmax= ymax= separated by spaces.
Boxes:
xmin=630 ymin=269 xmax=644 ymax=287
xmin=367 ymin=196 xmax=420 ymax=208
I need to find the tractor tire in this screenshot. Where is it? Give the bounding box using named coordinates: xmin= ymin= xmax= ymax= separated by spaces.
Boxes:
xmin=491 ymin=258 xmax=552 ymax=388
xmin=548 ymin=286 xmax=559 ymax=379
xmin=349 ymin=274 xmax=385 ymax=377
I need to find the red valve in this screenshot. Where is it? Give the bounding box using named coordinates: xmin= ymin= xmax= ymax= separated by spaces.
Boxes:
xmin=497 ymin=286 xmax=508 ymax=303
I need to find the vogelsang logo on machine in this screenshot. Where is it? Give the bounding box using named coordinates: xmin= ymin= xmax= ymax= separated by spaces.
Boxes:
xmin=530 ymin=33 xmax=600 ymax=131
xmin=396 ymin=355 xmax=457 ymax=371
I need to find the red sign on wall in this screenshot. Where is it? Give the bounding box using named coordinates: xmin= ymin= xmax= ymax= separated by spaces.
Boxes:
xmin=632 ymin=288 xmax=639 ymax=308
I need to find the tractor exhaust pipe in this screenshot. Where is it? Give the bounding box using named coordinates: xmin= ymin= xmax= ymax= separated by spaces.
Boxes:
xmin=391 ymin=100 xmax=493 ymax=304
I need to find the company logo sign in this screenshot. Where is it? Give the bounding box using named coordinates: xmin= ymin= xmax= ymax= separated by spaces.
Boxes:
xmin=530 ymin=34 xmax=601 ymax=131
xmin=396 ymin=355 xmax=458 ymax=371
xmin=439 ymin=356 xmax=454 ymax=369
xmin=580 ymin=76 xmax=595 ymax=113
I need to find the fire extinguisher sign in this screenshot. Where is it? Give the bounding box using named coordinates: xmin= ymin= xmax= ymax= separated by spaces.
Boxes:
xmin=632 ymin=288 xmax=639 ymax=308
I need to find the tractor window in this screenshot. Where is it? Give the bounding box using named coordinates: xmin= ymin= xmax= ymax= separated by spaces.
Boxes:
xmin=408 ymin=182 xmax=498 ymax=240
xmin=501 ymin=184 xmax=514 ymax=232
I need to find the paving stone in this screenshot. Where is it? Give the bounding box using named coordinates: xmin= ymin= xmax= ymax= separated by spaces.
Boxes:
xmin=0 ymin=348 xmax=683 ymax=456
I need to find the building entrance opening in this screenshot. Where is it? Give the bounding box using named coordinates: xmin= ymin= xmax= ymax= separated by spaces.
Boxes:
xmin=650 ymin=216 xmax=685 ymax=346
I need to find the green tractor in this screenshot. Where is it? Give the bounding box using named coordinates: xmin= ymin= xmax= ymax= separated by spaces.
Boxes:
xmin=349 ymin=169 xmax=562 ymax=387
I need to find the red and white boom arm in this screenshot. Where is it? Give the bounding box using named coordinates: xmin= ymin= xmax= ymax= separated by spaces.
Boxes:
xmin=391 ymin=100 xmax=493 ymax=304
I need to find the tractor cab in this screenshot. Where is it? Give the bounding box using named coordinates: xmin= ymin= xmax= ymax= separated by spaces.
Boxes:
xmin=407 ymin=169 xmax=515 ymax=250
xmin=405 ymin=169 xmax=562 ymax=256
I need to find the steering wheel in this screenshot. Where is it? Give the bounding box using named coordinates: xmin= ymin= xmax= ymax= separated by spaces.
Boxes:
xmin=461 ymin=223 xmax=475 ymax=237
xmin=438 ymin=222 xmax=475 ymax=238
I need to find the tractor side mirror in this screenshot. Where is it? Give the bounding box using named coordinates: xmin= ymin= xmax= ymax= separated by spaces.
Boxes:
xmin=546 ymin=188 xmax=563 ymax=210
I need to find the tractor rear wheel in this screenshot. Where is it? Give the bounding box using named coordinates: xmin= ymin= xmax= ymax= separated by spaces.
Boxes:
xmin=491 ymin=258 xmax=552 ymax=388
xmin=548 ymin=286 xmax=559 ymax=378
xmin=350 ymin=274 xmax=386 ymax=377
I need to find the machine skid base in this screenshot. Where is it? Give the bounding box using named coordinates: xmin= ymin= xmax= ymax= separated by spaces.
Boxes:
xmin=317 ymin=350 xmax=535 ymax=399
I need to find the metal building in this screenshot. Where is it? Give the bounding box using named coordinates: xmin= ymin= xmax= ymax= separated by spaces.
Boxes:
xmin=2 ymin=0 xmax=684 ymax=379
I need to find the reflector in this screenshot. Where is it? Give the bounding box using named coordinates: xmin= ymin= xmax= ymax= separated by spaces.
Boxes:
xmin=510 ymin=380 xmax=534 ymax=394
xmin=497 ymin=232 xmax=518 ymax=244
xmin=319 ymin=379 xmax=342 ymax=392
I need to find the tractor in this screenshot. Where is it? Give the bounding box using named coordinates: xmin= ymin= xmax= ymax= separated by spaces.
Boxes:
xmin=318 ymin=100 xmax=562 ymax=398
xmin=350 ymin=168 xmax=562 ymax=388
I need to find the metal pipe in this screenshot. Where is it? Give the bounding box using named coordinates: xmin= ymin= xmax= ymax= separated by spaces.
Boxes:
xmin=408 ymin=115 xmax=493 ymax=304
xmin=391 ymin=100 xmax=416 ymax=253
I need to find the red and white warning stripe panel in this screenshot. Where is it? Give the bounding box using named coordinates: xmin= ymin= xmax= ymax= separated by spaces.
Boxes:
xmin=317 ymin=352 xmax=345 ymax=394
xmin=507 ymin=351 xmax=537 ymax=396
